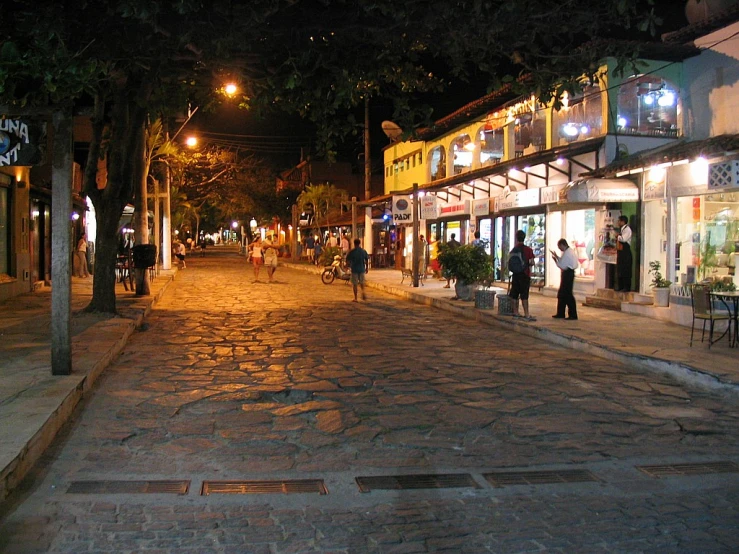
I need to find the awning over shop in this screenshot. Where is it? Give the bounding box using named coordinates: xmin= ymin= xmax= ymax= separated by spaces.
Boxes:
xmin=559 ymin=178 xmax=638 ymax=204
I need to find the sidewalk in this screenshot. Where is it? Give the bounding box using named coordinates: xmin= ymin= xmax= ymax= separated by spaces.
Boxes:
xmin=286 ymin=261 xmax=739 ymax=396
xmin=0 ymin=271 xmax=176 ymax=502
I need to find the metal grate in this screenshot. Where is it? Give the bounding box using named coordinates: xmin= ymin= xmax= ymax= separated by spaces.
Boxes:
xmin=483 ymin=469 xmax=599 ymax=488
xmin=201 ymin=479 xmax=328 ymax=495
xmin=67 ymin=480 xmax=190 ymax=495
xmin=637 ymin=461 xmax=739 ymax=478
xmin=355 ymin=473 xmax=480 ymax=493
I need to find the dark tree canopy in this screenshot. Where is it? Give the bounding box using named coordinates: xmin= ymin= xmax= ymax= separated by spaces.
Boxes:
xmin=1 ymin=0 xmax=661 ymax=312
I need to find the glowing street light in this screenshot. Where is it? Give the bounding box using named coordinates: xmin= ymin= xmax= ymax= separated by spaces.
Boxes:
xmin=249 ymin=218 xmax=258 ymax=231
xmin=231 ymin=221 xmax=239 ymax=229
xmin=224 ymin=83 xmax=238 ymax=96
xmin=185 ymin=136 xmax=198 ymax=148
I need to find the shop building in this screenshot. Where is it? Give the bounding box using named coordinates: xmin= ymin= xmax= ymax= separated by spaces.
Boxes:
xmin=382 ymin=45 xmax=697 ymax=297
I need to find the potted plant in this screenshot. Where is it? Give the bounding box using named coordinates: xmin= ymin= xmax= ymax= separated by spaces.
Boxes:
xmin=437 ymin=243 xmax=493 ymax=301
xmin=648 ymin=261 xmax=672 ymax=307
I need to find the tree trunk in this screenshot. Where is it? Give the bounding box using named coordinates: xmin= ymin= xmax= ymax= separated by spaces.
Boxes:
xmin=83 ymin=86 xmax=149 ymax=313
xmin=134 ymin=124 xmax=150 ymax=296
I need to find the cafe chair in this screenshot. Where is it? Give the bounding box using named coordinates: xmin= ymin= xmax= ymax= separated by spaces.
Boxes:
xmin=689 ymin=284 xmax=731 ymax=347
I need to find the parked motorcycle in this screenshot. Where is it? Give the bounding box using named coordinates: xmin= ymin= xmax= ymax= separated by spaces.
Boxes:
xmin=321 ymin=255 xmax=351 ymax=284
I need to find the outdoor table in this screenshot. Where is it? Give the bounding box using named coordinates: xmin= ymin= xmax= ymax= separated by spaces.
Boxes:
xmin=710 ymin=290 xmax=739 ymax=347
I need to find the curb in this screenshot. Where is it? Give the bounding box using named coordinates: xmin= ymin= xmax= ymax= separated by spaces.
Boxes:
xmin=0 ymin=273 xmax=177 ymax=503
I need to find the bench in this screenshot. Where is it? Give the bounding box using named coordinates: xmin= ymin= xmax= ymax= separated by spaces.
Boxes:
xmin=400 ymin=268 xmax=425 ymax=286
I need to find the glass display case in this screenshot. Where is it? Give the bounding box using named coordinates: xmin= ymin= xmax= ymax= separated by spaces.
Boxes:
xmin=518 ymin=213 xmax=546 ymax=286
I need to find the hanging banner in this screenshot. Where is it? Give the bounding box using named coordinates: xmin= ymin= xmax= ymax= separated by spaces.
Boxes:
xmin=392 ymin=195 xmax=413 ymax=223
xmin=420 ymin=195 xmax=438 ymax=220
xmin=0 ymin=118 xmax=47 ymax=166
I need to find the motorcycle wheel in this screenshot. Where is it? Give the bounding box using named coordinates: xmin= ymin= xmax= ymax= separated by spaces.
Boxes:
xmin=321 ymin=269 xmax=336 ymax=285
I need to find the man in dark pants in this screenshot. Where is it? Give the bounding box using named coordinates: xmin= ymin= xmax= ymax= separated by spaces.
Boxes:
xmin=616 ymin=215 xmax=633 ymax=292
xmin=551 ymin=238 xmax=579 ymax=320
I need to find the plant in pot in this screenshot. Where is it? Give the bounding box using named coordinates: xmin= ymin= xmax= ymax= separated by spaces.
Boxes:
xmin=648 ymin=261 xmax=672 ymax=307
xmin=437 ymin=243 xmax=493 ymax=301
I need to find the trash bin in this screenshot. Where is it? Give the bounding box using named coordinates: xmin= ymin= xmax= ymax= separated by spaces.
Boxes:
xmin=497 ymin=294 xmax=514 ymax=315
xmin=132 ymin=244 xmax=157 ymax=268
xmin=475 ymin=289 xmax=496 ymax=310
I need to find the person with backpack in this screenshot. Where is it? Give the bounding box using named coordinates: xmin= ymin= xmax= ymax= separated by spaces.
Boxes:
xmin=508 ymin=229 xmax=535 ymax=321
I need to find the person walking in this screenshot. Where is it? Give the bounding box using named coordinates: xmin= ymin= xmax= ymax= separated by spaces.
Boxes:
xmin=340 ymin=233 xmax=350 ymax=260
xmin=508 ymin=229 xmax=535 ymax=320
xmin=306 ymin=234 xmax=315 ymax=263
xmin=249 ymin=235 xmax=264 ymax=282
xmin=616 ymin=215 xmax=633 ymax=292
xmin=76 ymin=233 xmax=90 ymax=278
xmin=551 ymin=238 xmax=579 ymax=320
xmin=346 ymin=238 xmax=369 ymax=302
xmin=262 ymin=235 xmax=279 ymax=283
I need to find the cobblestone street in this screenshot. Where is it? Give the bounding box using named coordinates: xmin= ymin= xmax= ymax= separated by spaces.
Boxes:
xmin=2 ymin=250 xmax=738 ymax=553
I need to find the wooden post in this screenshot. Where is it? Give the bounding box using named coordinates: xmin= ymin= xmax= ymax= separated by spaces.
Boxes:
xmin=351 ymin=197 xmax=357 ymax=246
xmin=162 ymin=161 xmax=172 ymax=270
xmin=291 ymin=205 xmax=299 ymax=262
xmin=51 ymin=110 xmax=73 ymax=375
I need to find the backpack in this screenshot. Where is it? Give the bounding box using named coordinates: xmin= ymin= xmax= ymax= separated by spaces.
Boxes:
xmin=508 ymin=247 xmax=527 ymax=275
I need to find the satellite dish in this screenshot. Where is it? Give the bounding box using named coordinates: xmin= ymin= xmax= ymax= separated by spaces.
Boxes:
xmin=381 ymin=120 xmax=403 ymax=141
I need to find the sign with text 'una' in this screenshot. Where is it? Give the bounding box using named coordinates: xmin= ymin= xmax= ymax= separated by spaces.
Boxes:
xmin=0 ymin=118 xmax=47 ymax=166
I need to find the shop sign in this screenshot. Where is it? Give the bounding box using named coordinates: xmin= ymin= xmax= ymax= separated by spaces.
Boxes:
xmin=0 ymin=118 xmax=46 ymax=166
xmin=561 ymin=178 xmax=638 ymax=203
xmin=540 ymin=184 xmax=565 ymax=204
xmin=439 ymin=200 xmax=470 ymax=216
xmin=472 ymin=198 xmax=490 ymax=216
xmin=420 ymin=195 xmax=438 ymax=220
xmin=392 ymin=195 xmax=413 ymax=222
xmin=498 ymin=188 xmax=539 ymax=210
xmin=643 ymin=167 xmax=666 ymax=200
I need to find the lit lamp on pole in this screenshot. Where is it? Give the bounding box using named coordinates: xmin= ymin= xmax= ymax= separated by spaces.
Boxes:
xmin=231 ymin=221 xmax=238 ymax=242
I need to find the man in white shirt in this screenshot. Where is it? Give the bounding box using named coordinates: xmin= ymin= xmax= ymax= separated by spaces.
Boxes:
xmin=616 ymin=215 xmax=633 ymax=292
xmin=551 ymin=238 xmax=579 ymax=320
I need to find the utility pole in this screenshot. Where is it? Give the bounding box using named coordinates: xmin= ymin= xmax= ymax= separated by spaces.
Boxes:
xmin=363 ymin=96 xmax=373 ymax=256
xmin=412 ymin=182 xmax=420 ymax=288
xmin=51 ymin=109 xmax=73 ymax=375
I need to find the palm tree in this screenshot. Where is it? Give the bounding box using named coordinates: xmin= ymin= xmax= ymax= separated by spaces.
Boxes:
xmin=297 ymin=183 xmax=347 ymax=237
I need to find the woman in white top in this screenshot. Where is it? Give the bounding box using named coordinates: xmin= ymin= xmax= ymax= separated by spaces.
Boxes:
xmin=262 ymin=236 xmax=279 ymax=283
xmin=249 ymin=236 xmax=264 ymax=282
xmin=76 ymin=233 xmax=90 ymax=278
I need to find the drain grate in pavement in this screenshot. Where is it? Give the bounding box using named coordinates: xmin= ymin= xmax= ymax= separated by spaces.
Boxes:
xmin=201 ymin=479 xmax=328 ymax=495
xmin=636 ymin=461 xmax=739 ymax=478
xmin=355 ymin=473 xmax=480 ymax=493
xmin=483 ymin=469 xmax=599 ymax=488
xmin=67 ymin=480 xmax=190 ymax=495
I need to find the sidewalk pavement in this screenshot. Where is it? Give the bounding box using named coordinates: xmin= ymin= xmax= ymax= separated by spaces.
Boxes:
xmin=1 ymin=256 xmax=737 ymax=504
xmin=285 ymin=261 xmax=739 ymax=396
xmin=0 ymin=270 xmax=176 ymax=502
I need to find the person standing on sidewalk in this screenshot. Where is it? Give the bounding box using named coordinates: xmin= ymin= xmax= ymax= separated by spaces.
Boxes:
xmin=616 ymin=215 xmax=633 ymax=292
xmin=76 ymin=233 xmax=90 ymax=278
xmin=509 ymin=229 xmax=536 ymax=320
xmin=175 ymin=240 xmax=187 ymax=269
xmin=306 ymin=234 xmax=315 ymax=264
xmin=443 ymin=233 xmax=461 ymax=288
xmin=346 ymin=238 xmax=369 ymax=302
xmin=551 ymin=238 xmax=579 ymax=320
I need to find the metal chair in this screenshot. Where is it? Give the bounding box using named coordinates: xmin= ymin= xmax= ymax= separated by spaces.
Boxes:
xmin=690 ymin=284 xmax=731 ymax=347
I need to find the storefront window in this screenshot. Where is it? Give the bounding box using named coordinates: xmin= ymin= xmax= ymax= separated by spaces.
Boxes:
xmin=676 ymin=194 xmax=739 ymax=282
xmin=642 ymin=200 xmax=667 ymax=290
xmin=564 ymin=209 xmax=596 ymax=278
xmin=478 ymin=218 xmax=492 ymax=255
xmin=519 ymin=213 xmax=546 ymax=284
xmin=0 ymin=185 xmax=8 ymax=275
xmin=429 ymin=146 xmax=446 ymax=181
xmin=478 ymin=126 xmax=504 ymax=166
xmin=553 ymin=84 xmax=603 ymax=146
xmin=451 ymin=135 xmax=473 ymax=175
xmin=617 ymin=75 xmax=680 ymax=137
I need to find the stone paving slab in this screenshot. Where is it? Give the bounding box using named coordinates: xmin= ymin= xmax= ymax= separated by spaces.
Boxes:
xmin=285 ymin=262 xmax=739 ymax=394
xmin=0 ymin=270 xmax=176 ymax=502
